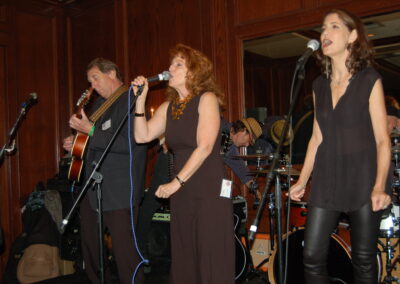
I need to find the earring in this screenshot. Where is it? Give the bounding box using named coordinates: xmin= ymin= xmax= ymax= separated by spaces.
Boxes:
xmin=325 ymin=59 xmax=329 ymax=79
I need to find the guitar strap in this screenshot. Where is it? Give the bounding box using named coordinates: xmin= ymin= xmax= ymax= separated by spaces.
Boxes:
xmin=89 ymin=85 xmax=129 ymax=123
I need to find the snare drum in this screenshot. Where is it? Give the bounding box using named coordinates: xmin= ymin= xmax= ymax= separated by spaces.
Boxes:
xmin=380 ymin=204 xmax=400 ymax=237
xmin=289 ymin=201 xmax=308 ymax=228
xmin=267 ymin=227 xmax=382 ymax=284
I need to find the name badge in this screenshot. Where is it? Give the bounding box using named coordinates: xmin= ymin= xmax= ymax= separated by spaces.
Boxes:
xmin=102 ymin=119 xmax=111 ymax=130
xmin=220 ymin=178 xmax=232 ymax=198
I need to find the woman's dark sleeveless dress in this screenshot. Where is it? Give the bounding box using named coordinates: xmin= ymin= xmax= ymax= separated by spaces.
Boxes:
xmin=165 ymin=94 xmax=235 ymax=284
xmin=310 ymin=67 xmax=391 ymax=212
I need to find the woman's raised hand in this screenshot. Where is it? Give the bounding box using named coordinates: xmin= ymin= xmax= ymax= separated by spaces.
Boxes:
xmin=131 ymin=76 xmax=149 ymax=99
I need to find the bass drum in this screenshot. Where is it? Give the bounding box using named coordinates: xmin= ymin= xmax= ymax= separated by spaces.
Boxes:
xmin=267 ymin=228 xmax=382 ymax=284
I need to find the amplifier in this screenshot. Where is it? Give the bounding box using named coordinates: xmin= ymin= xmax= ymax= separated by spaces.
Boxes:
xmin=147 ymin=211 xmax=171 ymax=262
xmin=233 ymin=195 xmax=247 ymax=224
xmin=152 ymin=212 xmax=171 ymax=222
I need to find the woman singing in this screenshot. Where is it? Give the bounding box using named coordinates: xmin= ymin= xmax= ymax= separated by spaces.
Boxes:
xmin=132 ymin=44 xmax=234 ymax=284
xmin=289 ymin=9 xmax=392 ymax=284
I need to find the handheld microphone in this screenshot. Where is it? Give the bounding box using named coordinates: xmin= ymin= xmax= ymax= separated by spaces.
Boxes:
xmin=147 ymin=71 xmax=171 ymax=83
xmin=297 ymin=39 xmax=320 ymax=65
xmin=21 ymin=92 xmax=38 ymax=112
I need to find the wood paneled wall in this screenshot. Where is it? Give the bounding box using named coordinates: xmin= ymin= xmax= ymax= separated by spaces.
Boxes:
xmin=244 ymin=51 xmax=322 ymax=116
xmin=0 ymin=0 xmax=400 ymax=277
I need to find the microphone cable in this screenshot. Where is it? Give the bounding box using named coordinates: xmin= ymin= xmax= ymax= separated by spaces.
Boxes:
xmin=127 ymin=85 xmax=149 ymax=284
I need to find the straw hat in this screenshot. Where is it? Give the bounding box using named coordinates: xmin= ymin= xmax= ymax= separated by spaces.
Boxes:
xmin=240 ymin=118 xmax=262 ymax=140
xmin=270 ymin=119 xmax=294 ymax=146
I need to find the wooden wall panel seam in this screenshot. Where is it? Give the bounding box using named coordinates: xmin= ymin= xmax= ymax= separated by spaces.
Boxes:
xmin=51 ymin=15 xmax=61 ymax=167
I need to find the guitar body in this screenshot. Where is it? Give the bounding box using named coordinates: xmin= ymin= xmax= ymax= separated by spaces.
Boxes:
xmin=68 ymin=133 xmax=90 ymax=181
xmin=67 ymin=88 xmax=93 ymax=182
xmin=234 ymin=213 xmax=250 ymax=280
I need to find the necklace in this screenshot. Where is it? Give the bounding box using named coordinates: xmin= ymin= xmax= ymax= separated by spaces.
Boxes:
xmin=171 ymin=94 xmax=193 ymax=120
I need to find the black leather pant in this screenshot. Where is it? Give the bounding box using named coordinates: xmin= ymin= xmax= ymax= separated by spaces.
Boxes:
xmin=303 ymin=203 xmax=382 ymax=284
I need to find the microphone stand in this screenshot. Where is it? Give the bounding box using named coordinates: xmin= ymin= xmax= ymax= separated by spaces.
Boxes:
xmin=0 ymin=104 xmax=34 ymax=166
xmin=248 ymin=60 xmax=308 ymax=284
xmin=60 ymin=87 xmax=141 ymax=284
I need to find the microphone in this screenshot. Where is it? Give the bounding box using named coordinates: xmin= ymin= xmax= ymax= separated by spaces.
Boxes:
xmin=21 ymin=92 xmax=38 ymax=112
xmin=147 ymin=71 xmax=171 ymax=83
xmin=297 ymin=39 xmax=320 ymax=65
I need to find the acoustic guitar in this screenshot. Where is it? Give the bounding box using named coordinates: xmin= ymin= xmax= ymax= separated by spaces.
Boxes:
xmin=68 ymin=87 xmax=94 ymax=182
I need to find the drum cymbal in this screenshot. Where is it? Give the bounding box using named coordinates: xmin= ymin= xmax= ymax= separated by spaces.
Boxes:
xmin=276 ymin=167 xmax=301 ymax=176
xmin=232 ymin=154 xmax=270 ymax=160
xmin=250 ymin=167 xmax=301 ymax=176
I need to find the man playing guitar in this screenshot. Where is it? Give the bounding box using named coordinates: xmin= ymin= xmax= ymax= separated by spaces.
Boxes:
xmin=62 ymin=58 xmax=147 ymax=284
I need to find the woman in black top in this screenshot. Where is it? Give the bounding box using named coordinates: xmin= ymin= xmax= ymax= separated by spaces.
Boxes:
xmin=289 ymin=9 xmax=392 ymax=284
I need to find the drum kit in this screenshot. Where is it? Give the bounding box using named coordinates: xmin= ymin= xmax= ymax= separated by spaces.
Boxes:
xmin=232 ymin=150 xmax=400 ymax=284
xmin=378 ymin=130 xmax=400 ymax=284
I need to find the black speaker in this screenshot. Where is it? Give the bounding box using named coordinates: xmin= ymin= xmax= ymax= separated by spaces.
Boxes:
xmin=146 ymin=211 xmax=171 ymax=268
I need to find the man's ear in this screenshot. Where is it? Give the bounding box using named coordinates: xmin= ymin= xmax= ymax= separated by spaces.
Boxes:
xmin=107 ymin=70 xmax=117 ymax=79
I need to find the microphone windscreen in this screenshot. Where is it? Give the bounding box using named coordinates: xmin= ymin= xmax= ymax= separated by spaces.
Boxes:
xmin=307 ymin=39 xmax=320 ymax=51
xmin=30 ymin=93 xmax=38 ymax=100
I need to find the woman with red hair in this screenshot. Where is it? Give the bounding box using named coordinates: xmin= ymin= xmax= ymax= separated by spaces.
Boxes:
xmin=133 ymin=44 xmax=234 ymax=284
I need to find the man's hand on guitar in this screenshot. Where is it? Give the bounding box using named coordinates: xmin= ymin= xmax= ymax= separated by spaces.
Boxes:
xmin=63 ymin=135 xmax=74 ymax=152
xmin=69 ymin=109 xmax=92 ymax=134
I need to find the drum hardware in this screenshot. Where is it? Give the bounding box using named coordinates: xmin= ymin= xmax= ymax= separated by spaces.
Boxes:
xmin=248 ymin=159 xmax=296 ymax=284
xmin=233 ymin=154 xmax=272 ymax=171
xmin=380 ymin=204 xmax=400 ymax=238
xmin=393 ymin=145 xmax=400 ymax=154
xmin=275 ymin=166 xmax=300 ymax=176
xmin=249 ymin=167 xmax=301 ymax=176
xmin=377 ymin=237 xmax=400 ymax=284
xmin=393 ymin=180 xmax=400 ymax=206
xmin=249 ymin=180 xmax=260 ymax=209
xmin=391 ymin=130 xmax=400 ymax=140
xmin=392 ymin=145 xmax=400 ymax=169
xmin=393 ymin=145 xmax=400 ymax=169
xmin=267 ymin=193 xmax=276 ymax=251
xmin=233 ymin=154 xmax=272 ymax=160
xmin=378 ymin=203 xmax=400 ymax=283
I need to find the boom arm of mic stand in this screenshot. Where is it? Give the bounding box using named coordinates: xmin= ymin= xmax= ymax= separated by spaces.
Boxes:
xmin=60 ymin=90 xmax=140 ymax=234
xmin=0 ymin=107 xmax=31 ymax=167
xmin=8 ymin=107 xmax=29 ymax=145
xmin=248 ymin=64 xmax=307 ymax=284
xmin=0 ymin=145 xmax=5 ymax=166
